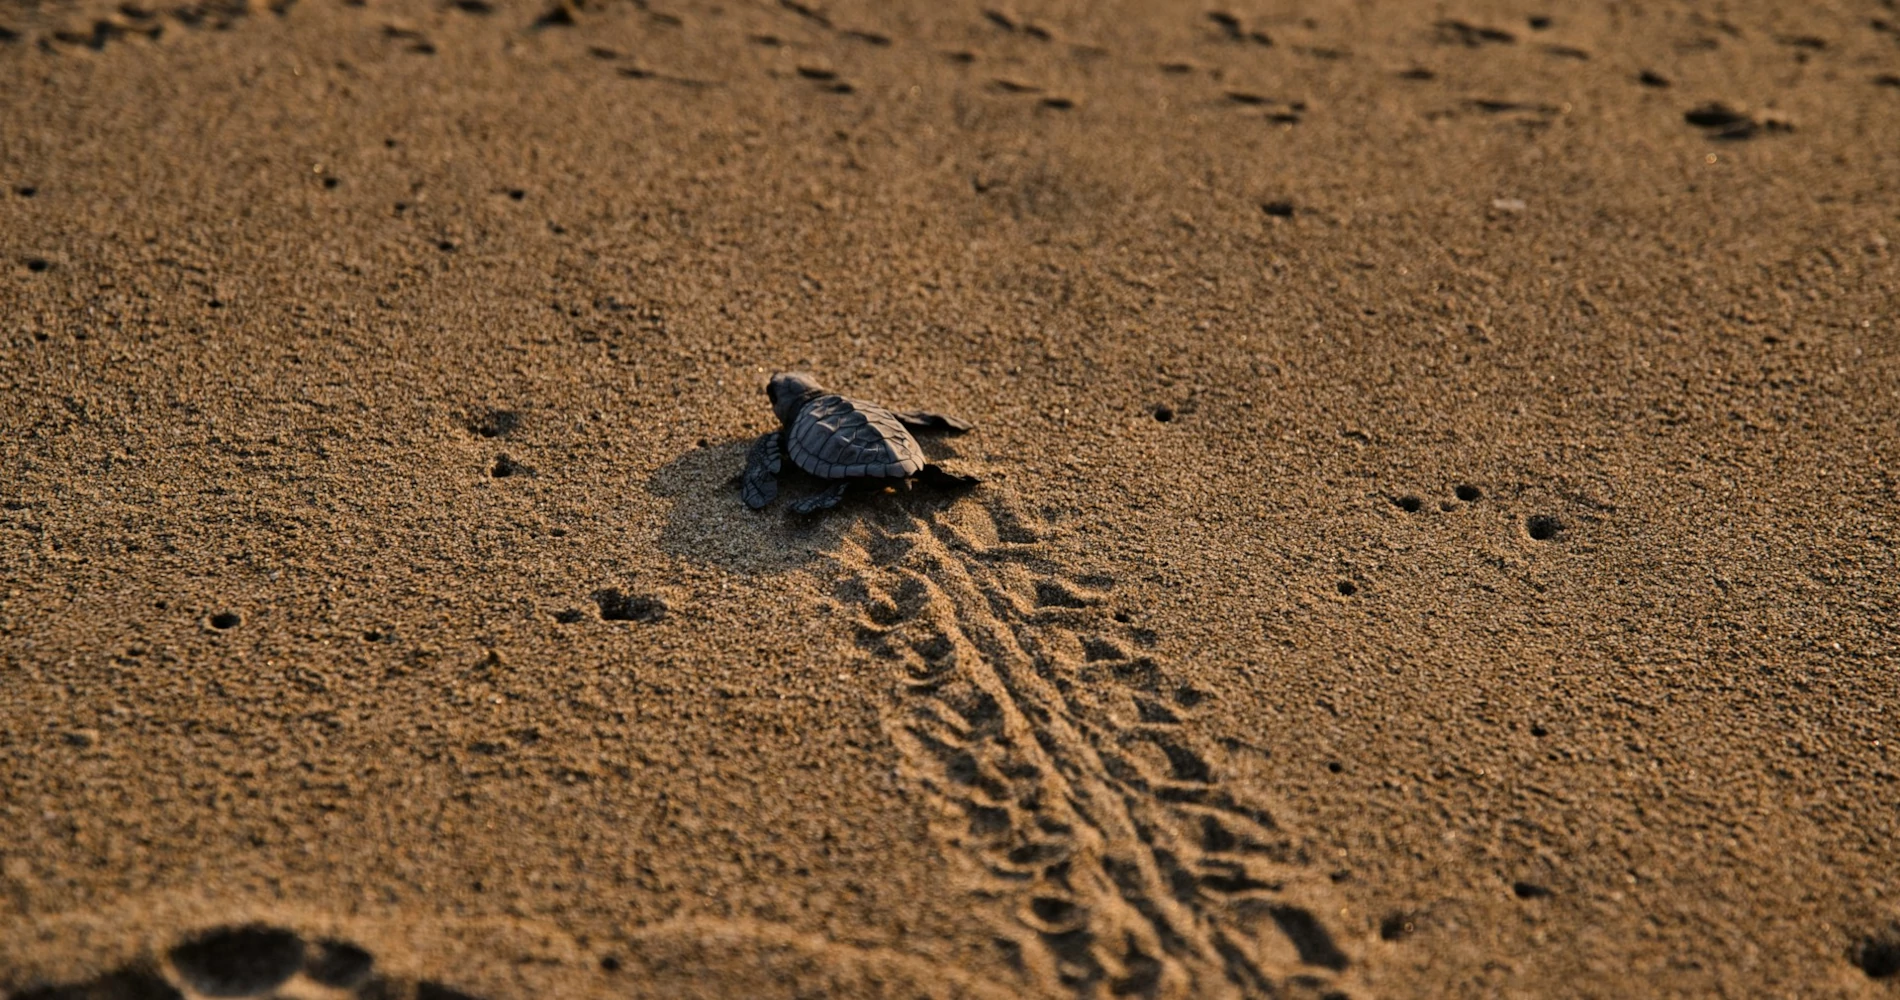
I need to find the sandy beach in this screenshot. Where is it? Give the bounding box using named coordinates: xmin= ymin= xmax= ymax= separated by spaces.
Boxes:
xmin=3 ymin=0 xmax=1898 ymax=996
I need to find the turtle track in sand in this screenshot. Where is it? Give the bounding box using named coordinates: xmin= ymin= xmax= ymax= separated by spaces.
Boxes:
xmin=827 ymin=494 xmax=1358 ymax=1000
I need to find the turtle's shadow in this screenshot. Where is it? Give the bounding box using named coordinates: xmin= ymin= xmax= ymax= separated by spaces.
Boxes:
xmin=645 ymin=435 xmax=975 ymax=576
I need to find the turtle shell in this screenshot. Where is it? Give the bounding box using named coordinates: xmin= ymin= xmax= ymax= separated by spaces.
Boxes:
xmin=786 ymin=394 xmax=925 ymax=480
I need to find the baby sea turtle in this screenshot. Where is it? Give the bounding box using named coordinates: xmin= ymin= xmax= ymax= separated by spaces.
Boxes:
xmin=742 ymin=372 xmax=979 ymax=513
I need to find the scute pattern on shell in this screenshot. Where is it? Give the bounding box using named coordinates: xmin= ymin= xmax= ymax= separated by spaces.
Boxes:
xmin=786 ymin=394 xmax=926 ymax=480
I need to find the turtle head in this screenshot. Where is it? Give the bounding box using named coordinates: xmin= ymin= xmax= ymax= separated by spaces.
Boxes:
xmin=766 ymin=372 xmax=825 ymax=426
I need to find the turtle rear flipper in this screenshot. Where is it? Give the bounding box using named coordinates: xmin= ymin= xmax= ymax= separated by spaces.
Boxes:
xmin=894 ymin=410 xmax=974 ymax=435
xmin=918 ymin=464 xmax=980 ymax=490
xmin=789 ymin=481 xmax=849 ymax=514
xmin=741 ymin=431 xmax=783 ymax=510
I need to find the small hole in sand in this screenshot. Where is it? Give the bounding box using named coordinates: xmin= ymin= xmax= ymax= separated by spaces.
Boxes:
xmin=1684 ymin=102 xmax=1748 ymax=128
xmin=1336 ymin=580 xmax=1357 ymax=596
xmin=1153 ymin=405 xmax=1174 ymax=422
xmin=209 ymin=611 xmax=241 ymax=630
xmin=1113 ymin=611 xmax=1133 ymax=623
xmin=1455 ymin=484 xmax=1482 ymax=502
xmin=1396 ymin=495 xmax=1422 ymax=512
xmin=16 ymin=186 xmax=37 ymax=197
xmin=600 ymin=954 xmax=623 ymax=973
xmin=594 ymin=589 xmax=666 ymax=623
xmin=437 ymin=240 xmax=456 ymax=252
xmin=1530 ymin=723 xmax=1549 ymax=737
xmin=1379 ymin=912 xmax=1415 ymax=941
xmin=1512 ymin=881 xmax=1552 ymax=899
xmin=1261 ymin=200 xmax=1295 ymax=218
xmin=25 ymin=257 xmax=50 ymax=273
xmin=508 ymin=188 xmax=526 ymax=200
xmin=1327 ymin=760 xmax=1343 ymax=773
xmin=322 ymin=176 xmax=339 ymax=189
xmin=1526 ymin=515 xmax=1561 ymax=540
xmin=469 ymin=409 xmax=520 ymax=438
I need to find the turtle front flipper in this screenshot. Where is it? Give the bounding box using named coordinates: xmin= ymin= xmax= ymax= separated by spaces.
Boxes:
xmin=893 ymin=410 xmax=974 ymax=435
xmin=741 ymin=431 xmax=784 ymax=510
xmin=788 ymin=481 xmax=848 ymax=514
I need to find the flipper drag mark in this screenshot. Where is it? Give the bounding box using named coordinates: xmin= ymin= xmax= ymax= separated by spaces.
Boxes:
xmin=830 ymin=495 xmax=1359 ymax=999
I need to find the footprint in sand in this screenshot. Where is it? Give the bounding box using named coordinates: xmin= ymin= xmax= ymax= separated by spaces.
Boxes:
xmin=7 ymin=924 xmax=478 ymax=1000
